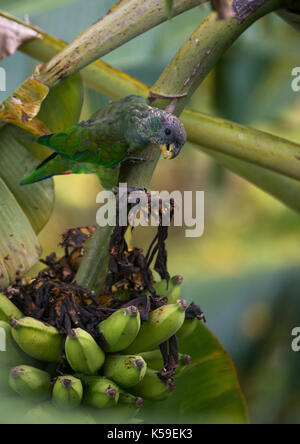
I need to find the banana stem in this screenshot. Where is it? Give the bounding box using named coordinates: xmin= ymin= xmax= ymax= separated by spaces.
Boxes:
xmin=182 ymin=109 xmax=300 ymax=182
xmin=193 ymin=143 xmax=300 ymax=214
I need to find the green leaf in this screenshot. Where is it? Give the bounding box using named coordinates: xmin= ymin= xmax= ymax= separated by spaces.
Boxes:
xmin=0 ymin=125 xmax=54 ymax=234
xmin=0 ymin=73 xmax=83 ymax=288
xmin=24 ymin=74 xmax=84 ymax=161
xmin=141 ymin=322 xmax=248 ymax=424
xmin=38 ymin=74 xmax=84 ymax=133
xmin=0 ymin=178 xmax=42 ymax=289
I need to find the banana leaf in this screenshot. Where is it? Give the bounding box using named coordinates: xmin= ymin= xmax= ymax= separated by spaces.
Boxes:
xmin=0 ymin=74 xmax=83 ymax=289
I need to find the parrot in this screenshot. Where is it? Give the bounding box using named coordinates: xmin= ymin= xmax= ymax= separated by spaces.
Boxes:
xmin=20 ymin=95 xmax=187 ymax=187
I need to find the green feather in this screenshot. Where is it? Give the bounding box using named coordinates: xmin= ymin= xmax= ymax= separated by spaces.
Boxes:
xmin=21 ymin=154 xmax=97 ymax=185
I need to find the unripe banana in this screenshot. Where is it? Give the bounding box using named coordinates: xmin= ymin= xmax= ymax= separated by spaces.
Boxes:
xmin=10 ymin=317 xmax=62 ymax=363
xmin=124 ymin=301 xmax=187 ymax=353
xmin=116 ymin=389 xmax=144 ymax=420
xmin=176 ymin=317 xmax=198 ymax=340
xmin=0 ymin=294 xmax=22 ymax=322
xmin=140 ymin=350 xmax=191 ymax=372
xmin=119 ymin=389 xmax=144 ymax=408
xmin=130 ymin=368 xmax=174 ymax=401
xmin=52 ymin=375 xmax=83 ymax=410
xmin=9 ymin=365 xmax=51 ymax=401
xmin=65 ymin=328 xmax=105 ymax=375
xmin=102 ymin=354 xmax=147 ymax=388
xmin=98 ymin=306 xmax=141 ymax=353
xmin=167 ymin=276 xmax=183 ymax=304
xmin=0 ymin=321 xmax=34 ymax=366
xmin=153 ymin=276 xmax=183 ymax=304
xmin=81 ymin=376 xmax=119 ymax=409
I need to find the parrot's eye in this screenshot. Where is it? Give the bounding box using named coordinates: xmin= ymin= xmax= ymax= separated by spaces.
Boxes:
xmin=165 ymin=128 xmax=172 ymax=136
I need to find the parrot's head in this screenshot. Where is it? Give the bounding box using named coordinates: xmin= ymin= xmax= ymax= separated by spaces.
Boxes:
xmin=141 ymin=110 xmax=187 ymax=160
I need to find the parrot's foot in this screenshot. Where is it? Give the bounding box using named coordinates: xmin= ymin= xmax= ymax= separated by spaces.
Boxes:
xmin=122 ymin=157 xmax=147 ymax=165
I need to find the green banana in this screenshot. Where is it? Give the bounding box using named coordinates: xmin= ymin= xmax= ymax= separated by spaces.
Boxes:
xmin=82 ymin=376 xmax=120 ymax=409
xmin=176 ymin=317 xmax=198 ymax=340
xmin=65 ymin=328 xmax=105 ymax=375
xmin=116 ymin=389 xmax=144 ymax=420
xmin=130 ymin=368 xmax=174 ymax=401
xmin=10 ymin=317 xmax=62 ymax=363
xmin=124 ymin=301 xmax=187 ymax=353
xmin=98 ymin=306 xmax=141 ymax=353
xmin=9 ymin=365 xmax=51 ymax=401
xmin=119 ymin=389 xmax=144 ymax=408
xmin=0 ymin=294 xmax=22 ymax=322
xmin=52 ymin=375 xmax=83 ymax=410
xmin=102 ymin=354 xmax=147 ymax=388
xmin=0 ymin=321 xmax=33 ymax=366
xmin=140 ymin=350 xmax=191 ymax=372
xmin=153 ymin=276 xmax=183 ymax=304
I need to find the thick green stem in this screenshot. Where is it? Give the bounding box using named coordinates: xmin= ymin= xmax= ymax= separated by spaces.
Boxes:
xmin=182 ymin=109 xmax=300 ymax=182
xmin=33 ymin=0 xmax=202 ymax=88
xmin=193 ymin=143 xmax=300 ymax=214
xmin=74 ymin=224 xmax=113 ymax=293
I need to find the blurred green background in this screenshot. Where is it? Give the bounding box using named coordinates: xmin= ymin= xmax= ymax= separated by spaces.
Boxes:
xmin=1 ymin=0 xmax=300 ymax=424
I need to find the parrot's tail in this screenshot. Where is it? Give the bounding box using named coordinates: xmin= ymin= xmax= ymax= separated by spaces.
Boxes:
xmin=20 ymin=153 xmax=59 ymax=185
xmin=38 ymin=134 xmax=53 ymax=148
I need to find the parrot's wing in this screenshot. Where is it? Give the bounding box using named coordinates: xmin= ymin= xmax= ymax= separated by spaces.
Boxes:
xmin=38 ymin=121 xmax=128 ymax=167
xmin=38 ymin=123 xmax=100 ymax=158
xmin=21 ymin=153 xmax=98 ymax=185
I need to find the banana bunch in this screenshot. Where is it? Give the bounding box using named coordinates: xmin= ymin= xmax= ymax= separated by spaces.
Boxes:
xmin=0 ymin=292 xmax=194 ymax=419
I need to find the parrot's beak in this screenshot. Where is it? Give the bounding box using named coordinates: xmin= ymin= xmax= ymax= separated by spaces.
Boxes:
xmin=160 ymin=144 xmax=179 ymax=160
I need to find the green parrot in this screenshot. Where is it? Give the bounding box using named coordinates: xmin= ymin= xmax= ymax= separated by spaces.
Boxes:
xmin=21 ymin=95 xmax=187 ymax=186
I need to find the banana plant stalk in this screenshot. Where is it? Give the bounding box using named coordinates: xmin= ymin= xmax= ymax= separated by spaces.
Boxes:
xmin=192 ymin=143 xmax=300 ymax=214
